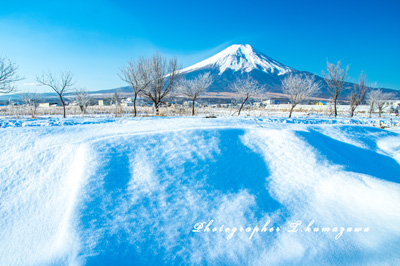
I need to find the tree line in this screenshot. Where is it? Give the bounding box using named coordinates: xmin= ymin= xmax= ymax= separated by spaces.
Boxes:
xmin=0 ymin=54 xmax=397 ymax=118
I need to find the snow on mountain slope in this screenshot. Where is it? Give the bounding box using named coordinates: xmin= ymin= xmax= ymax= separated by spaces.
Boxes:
xmin=178 ymin=45 xmax=400 ymax=97
xmin=180 ymin=44 xmax=293 ymax=76
xmin=1 ymin=117 xmax=400 ymax=265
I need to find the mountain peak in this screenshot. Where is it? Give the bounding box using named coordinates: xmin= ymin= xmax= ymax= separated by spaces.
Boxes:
xmin=180 ymin=44 xmax=293 ymax=76
xmin=224 ymin=43 xmax=254 ymax=53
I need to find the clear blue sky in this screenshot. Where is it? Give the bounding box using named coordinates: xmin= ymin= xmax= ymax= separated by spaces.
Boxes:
xmin=1 ymin=0 xmax=399 ymax=92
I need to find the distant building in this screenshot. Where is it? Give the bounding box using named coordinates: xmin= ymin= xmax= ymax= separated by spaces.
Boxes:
xmin=38 ymin=103 xmax=50 ymax=108
xmin=315 ymin=101 xmax=327 ymax=105
xmin=121 ymin=102 xmax=133 ymax=107
xmin=263 ymin=99 xmax=279 ymax=105
xmin=121 ymin=98 xmax=134 ymax=107
xmin=98 ymin=100 xmax=112 ymax=106
xmin=121 ymin=100 xmax=133 ymax=107
xmin=388 ymin=100 xmax=400 ymax=107
xmin=388 ymin=100 xmax=400 ymax=114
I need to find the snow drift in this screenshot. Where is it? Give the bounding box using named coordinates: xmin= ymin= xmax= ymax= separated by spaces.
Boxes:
xmin=1 ymin=117 xmax=399 ymax=265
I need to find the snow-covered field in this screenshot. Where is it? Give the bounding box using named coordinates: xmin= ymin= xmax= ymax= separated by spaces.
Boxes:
xmin=1 ymin=116 xmax=400 ymax=265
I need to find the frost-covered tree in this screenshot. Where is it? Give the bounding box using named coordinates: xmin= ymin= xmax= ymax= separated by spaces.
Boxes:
xmin=0 ymin=57 xmax=21 ymax=93
xmin=322 ymin=61 xmax=349 ymax=117
xmin=142 ymin=52 xmax=181 ymax=116
xmin=349 ymin=72 xmax=368 ymax=117
xmin=281 ymin=73 xmax=320 ymax=118
xmin=74 ymin=88 xmax=90 ymax=115
xmin=177 ymin=72 xmax=213 ymax=116
xmin=36 ymin=71 xmax=74 ymax=118
xmin=119 ymin=57 xmax=152 ymax=116
xmin=20 ymin=92 xmax=40 ymax=118
xmin=112 ymin=91 xmax=122 ymax=117
xmin=367 ymin=89 xmax=395 ymax=117
xmin=229 ymin=77 xmax=266 ymax=116
xmin=367 ymin=89 xmax=378 ymax=118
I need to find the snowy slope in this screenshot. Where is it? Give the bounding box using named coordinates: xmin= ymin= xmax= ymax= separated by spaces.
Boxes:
xmin=180 ymin=44 xmax=293 ymax=76
xmin=178 ymin=44 xmax=298 ymax=93
xmin=1 ymin=117 xmax=400 ymax=265
xmin=178 ymin=44 xmax=400 ymax=97
xmin=181 ymin=44 xmax=296 ymax=92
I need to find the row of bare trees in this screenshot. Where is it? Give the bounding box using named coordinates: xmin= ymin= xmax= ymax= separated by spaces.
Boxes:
xmin=2 ymin=52 xmax=237 ymax=117
xmin=119 ymin=52 xmax=181 ymax=116
xmin=322 ymin=61 xmax=397 ymax=118
xmin=0 ymin=56 xmax=96 ymax=118
xmin=1 ymin=55 xmax=398 ymax=118
xmin=280 ymin=61 xmax=396 ymax=118
xmin=119 ymin=52 xmax=273 ymax=117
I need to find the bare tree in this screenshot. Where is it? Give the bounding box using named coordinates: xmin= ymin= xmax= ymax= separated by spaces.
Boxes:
xmin=112 ymin=91 xmax=122 ymax=117
xmin=119 ymin=57 xmax=152 ymax=116
xmin=36 ymin=71 xmax=74 ymax=118
xmin=229 ymin=77 xmax=266 ymax=116
xmin=366 ymin=88 xmax=379 ymax=118
xmin=281 ymin=73 xmax=320 ymax=118
xmin=20 ymin=92 xmax=41 ymax=118
xmin=348 ymin=72 xmax=368 ymax=117
xmin=0 ymin=57 xmax=21 ymax=93
xmin=176 ymin=72 xmax=213 ymax=116
xmin=322 ymin=61 xmax=349 ymax=117
xmin=74 ymin=88 xmax=90 ymax=116
xmin=367 ymin=89 xmax=395 ymax=117
xmin=142 ymin=52 xmax=181 ymax=116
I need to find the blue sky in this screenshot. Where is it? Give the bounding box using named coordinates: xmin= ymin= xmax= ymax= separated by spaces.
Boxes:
xmin=1 ymin=0 xmax=399 ymax=92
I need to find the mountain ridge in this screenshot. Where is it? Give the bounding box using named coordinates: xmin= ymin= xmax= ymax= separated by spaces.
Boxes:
xmin=180 ymin=44 xmax=293 ymax=76
xmin=180 ymin=44 xmax=400 ymax=98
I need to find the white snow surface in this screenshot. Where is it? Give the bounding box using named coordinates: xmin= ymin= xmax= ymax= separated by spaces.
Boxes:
xmin=180 ymin=44 xmax=293 ymax=75
xmin=1 ymin=116 xmax=400 ymax=266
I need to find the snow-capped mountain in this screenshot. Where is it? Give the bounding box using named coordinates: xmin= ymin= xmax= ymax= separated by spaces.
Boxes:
xmin=180 ymin=44 xmax=300 ymax=93
xmin=180 ymin=44 xmax=293 ymax=76
xmin=180 ymin=44 xmax=400 ymax=98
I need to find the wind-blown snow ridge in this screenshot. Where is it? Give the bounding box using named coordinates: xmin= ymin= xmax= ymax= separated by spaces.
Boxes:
xmin=1 ymin=117 xmax=400 ymax=265
xmin=180 ymin=44 xmax=293 ymax=76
